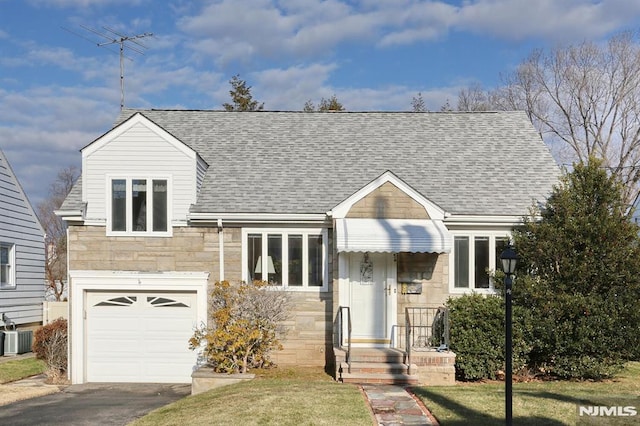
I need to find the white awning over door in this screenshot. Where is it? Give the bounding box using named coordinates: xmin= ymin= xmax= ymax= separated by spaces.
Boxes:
xmin=336 ymin=218 xmax=453 ymax=253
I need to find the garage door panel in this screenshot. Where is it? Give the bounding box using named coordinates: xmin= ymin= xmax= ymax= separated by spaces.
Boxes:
xmin=86 ymin=292 xmax=198 ymax=383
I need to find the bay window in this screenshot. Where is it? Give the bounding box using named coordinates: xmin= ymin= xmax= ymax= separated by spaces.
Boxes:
xmin=452 ymin=233 xmax=510 ymax=291
xmin=109 ymin=177 xmax=170 ymax=235
xmin=244 ymin=229 xmax=328 ymax=290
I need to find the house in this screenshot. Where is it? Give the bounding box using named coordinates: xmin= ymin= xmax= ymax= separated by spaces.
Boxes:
xmin=0 ymin=148 xmax=45 ymax=333
xmin=56 ymin=110 xmax=559 ymax=385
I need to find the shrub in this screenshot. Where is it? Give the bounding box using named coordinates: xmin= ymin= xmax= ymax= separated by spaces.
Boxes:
xmin=189 ymin=280 xmax=291 ymax=374
xmin=32 ymin=318 xmax=68 ymax=382
xmin=447 ymin=293 xmax=530 ymax=381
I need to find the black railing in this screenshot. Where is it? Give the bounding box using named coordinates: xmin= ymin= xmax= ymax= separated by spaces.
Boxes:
xmin=337 ymin=306 xmax=352 ymax=373
xmin=398 ymin=307 xmax=450 ymax=354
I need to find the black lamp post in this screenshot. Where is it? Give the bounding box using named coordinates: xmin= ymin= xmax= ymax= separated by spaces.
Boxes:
xmin=500 ymin=245 xmax=518 ymax=426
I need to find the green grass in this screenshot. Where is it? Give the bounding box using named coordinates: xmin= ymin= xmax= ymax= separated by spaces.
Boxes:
xmin=413 ymin=362 xmax=640 ymax=425
xmin=129 ymin=367 xmax=372 ymax=426
xmin=131 ymin=363 xmax=640 ymax=426
xmin=0 ymin=357 xmax=46 ymax=383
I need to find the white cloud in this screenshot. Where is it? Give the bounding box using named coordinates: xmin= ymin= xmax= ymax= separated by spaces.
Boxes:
xmin=455 ymin=0 xmax=640 ymax=41
xmin=27 ymin=0 xmax=147 ymax=7
xmin=176 ymin=0 xmax=640 ymax=65
xmin=254 ymin=63 xmax=339 ymax=109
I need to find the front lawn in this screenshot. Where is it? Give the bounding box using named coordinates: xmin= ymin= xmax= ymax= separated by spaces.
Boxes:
xmin=129 ymin=367 xmax=372 ymax=426
xmin=0 ymin=357 xmax=46 ymax=383
xmin=414 ymin=362 xmax=640 ymax=425
xmin=130 ymin=363 xmax=640 ymax=426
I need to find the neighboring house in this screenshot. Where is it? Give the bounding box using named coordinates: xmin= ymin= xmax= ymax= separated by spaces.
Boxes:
xmin=0 ymin=148 xmax=45 ymax=330
xmin=632 ymin=193 xmax=640 ymax=226
xmin=56 ymin=110 xmax=559 ymax=384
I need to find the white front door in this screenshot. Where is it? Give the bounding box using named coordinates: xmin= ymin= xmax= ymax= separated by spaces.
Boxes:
xmin=348 ymin=252 xmax=396 ymax=346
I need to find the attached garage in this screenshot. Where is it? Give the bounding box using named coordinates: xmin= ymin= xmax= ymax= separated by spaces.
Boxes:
xmin=69 ymin=271 xmax=209 ymax=385
xmin=86 ymin=292 xmax=197 ymax=383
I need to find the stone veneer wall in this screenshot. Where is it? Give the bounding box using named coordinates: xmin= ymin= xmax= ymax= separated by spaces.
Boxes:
xmin=346 ymin=182 xmax=430 ymax=219
xmin=68 ymin=225 xmax=332 ymax=368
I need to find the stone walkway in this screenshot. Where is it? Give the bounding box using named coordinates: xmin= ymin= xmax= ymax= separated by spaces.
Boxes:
xmin=361 ymin=384 xmax=438 ymax=426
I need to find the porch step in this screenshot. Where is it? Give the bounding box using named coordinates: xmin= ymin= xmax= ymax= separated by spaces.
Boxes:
xmin=340 ymin=371 xmax=419 ymax=385
xmin=335 ymin=348 xmax=418 ymax=385
xmin=349 ymin=348 xmax=406 ymax=364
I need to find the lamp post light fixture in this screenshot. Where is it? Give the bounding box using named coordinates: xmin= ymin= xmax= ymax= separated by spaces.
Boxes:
xmin=500 ymin=245 xmax=518 ymax=426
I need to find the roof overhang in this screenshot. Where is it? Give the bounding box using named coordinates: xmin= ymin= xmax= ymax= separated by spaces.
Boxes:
xmin=336 ymin=218 xmax=453 ymax=253
xmin=187 ymin=212 xmax=330 ymax=225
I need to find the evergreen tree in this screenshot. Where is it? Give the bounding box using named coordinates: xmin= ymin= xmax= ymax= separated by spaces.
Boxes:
xmin=513 ymin=157 xmax=640 ymax=378
xmin=222 ymin=74 xmax=264 ymax=111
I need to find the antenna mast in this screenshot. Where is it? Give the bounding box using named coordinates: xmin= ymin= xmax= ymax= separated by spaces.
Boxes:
xmin=68 ymin=25 xmax=153 ymax=109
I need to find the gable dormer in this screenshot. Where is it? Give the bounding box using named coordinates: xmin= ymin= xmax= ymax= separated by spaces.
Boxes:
xmin=80 ymin=113 xmax=208 ymax=235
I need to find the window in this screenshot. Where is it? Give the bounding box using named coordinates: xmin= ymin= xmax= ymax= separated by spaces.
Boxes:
xmin=244 ymin=229 xmax=328 ymax=290
xmin=109 ymin=178 xmax=169 ymax=235
xmin=451 ymin=234 xmax=510 ymax=291
xmin=0 ymin=244 xmax=15 ymax=289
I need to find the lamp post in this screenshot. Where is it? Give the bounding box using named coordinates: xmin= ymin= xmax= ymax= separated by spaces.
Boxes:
xmin=500 ymin=245 xmax=518 ymax=426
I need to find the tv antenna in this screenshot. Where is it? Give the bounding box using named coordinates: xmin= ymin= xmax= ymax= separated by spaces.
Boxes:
xmin=65 ymin=25 xmax=153 ymax=109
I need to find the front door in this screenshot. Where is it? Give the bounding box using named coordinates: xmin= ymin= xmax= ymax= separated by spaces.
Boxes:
xmin=348 ymin=252 xmax=396 ymax=346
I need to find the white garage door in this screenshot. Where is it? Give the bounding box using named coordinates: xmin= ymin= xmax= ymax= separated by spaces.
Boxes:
xmin=86 ymin=291 xmax=198 ymax=383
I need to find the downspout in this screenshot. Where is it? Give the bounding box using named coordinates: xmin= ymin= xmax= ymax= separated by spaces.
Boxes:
xmin=217 ymin=219 xmax=224 ymax=281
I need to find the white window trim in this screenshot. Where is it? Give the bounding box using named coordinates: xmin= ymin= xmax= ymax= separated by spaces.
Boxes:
xmin=0 ymin=243 xmax=15 ymax=290
xmin=241 ymin=228 xmax=329 ymax=292
xmin=106 ymin=175 xmax=173 ymax=237
xmin=448 ymin=231 xmax=511 ymax=294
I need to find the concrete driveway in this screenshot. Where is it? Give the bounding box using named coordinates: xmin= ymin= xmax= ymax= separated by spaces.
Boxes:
xmin=0 ymin=383 xmax=191 ymax=426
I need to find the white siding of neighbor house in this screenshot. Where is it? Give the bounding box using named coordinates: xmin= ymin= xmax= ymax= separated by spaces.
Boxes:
xmin=83 ymin=121 xmax=198 ymax=225
xmin=0 ymin=149 xmax=45 ymax=326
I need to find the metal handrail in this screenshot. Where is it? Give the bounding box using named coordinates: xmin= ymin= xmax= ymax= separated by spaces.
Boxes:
xmin=405 ymin=307 xmax=412 ymax=375
xmin=398 ymin=307 xmax=450 ymax=354
xmin=338 ymin=306 xmax=352 ymax=373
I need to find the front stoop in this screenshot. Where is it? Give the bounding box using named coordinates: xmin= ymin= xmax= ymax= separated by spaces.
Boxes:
xmin=334 ymin=347 xmax=457 ymax=386
xmin=335 ymin=348 xmax=419 ymax=385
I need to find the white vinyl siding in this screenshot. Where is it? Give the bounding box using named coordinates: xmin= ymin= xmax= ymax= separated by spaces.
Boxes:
xmin=83 ymin=121 xmax=197 ymax=226
xmin=0 ymin=150 xmax=45 ymax=325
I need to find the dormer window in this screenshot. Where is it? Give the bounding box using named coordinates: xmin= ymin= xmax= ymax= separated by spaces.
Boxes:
xmin=108 ymin=177 xmax=170 ymax=236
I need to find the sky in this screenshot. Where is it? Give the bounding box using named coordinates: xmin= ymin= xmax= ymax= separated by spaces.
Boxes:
xmin=2 ymin=0 xmax=640 ymax=208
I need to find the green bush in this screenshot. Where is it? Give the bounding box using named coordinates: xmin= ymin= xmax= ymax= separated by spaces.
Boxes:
xmin=32 ymin=318 xmax=68 ymax=382
xmin=447 ymin=293 xmax=529 ymax=381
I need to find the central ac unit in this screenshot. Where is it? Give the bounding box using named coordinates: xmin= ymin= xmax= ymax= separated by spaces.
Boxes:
xmin=4 ymin=330 xmax=33 ymax=355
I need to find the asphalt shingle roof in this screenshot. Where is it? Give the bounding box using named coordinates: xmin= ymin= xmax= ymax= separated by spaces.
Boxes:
xmin=63 ymin=109 xmax=559 ymax=217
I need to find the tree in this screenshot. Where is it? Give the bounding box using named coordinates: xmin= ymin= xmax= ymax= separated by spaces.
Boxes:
xmin=303 ymin=95 xmax=344 ymax=111
xmin=411 ymin=92 xmax=427 ymax=112
xmin=222 ymin=74 xmax=264 ymax=111
xmin=439 ymin=99 xmax=453 ymax=112
xmin=458 ymin=31 xmax=640 ymax=204
xmin=513 ymin=157 xmax=640 ymax=378
xmin=37 ymin=166 xmax=79 ymax=301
